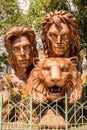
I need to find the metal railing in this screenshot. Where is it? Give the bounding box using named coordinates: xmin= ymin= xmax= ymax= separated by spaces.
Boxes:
xmin=0 ymin=94 xmax=87 ymax=130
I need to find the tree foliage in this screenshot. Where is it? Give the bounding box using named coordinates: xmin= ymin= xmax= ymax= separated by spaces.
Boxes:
xmin=28 ymin=0 xmax=70 ymax=32
xmin=73 ymin=0 xmax=87 ymax=51
xmin=0 ymin=0 xmax=31 ymax=35
xmin=0 ymin=53 xmax=8 ymax=72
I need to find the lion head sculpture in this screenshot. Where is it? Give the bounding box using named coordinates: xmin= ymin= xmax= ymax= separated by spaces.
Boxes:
xmin=27 ymin=57 xmax=83 ymax=104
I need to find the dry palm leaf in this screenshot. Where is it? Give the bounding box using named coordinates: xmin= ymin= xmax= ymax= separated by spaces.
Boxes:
xmin=21 ymin=83 xmax=28 ymax=99
xmin=12 ymin=87 xmax=20 ymax=96
xmin=33 ymin=109 xmax=38 ymax=117
xmin=79 ymin=48 xmax=86 ymax=71
xmin=79 ymin=48 xmax=86 ymax=58
xmin=4 ymin=73 xmax=13 ymax=88
xmin=82 ymin=69 xmax=87 ymax=86
xmin=0 ymin=79 xmax=4 ymax=91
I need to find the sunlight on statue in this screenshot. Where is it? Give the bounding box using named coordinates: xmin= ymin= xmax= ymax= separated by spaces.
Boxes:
xmin=27 ymin=57 xmax=83 ymax=104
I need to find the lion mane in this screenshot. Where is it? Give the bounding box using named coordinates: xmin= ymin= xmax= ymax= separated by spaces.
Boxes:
xmin=27 ymin=57 xmax=83 ymax=104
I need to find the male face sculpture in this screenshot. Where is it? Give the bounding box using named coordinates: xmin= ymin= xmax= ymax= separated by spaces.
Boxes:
xmin=4 ymin=26 xmax=38 ymax=78
xmin=12 ymin=36 xmax=33 ymax=69
xmin=41 ymin=10 xmax=80 ymax=58
xmin=47 ymin=23 xmax=71 ymax=57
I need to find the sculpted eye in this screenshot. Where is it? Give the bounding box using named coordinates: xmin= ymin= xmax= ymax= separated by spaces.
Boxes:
xmin=43 ymin=67 xmax=50 ymax=71
xmin=61 ymin=68 xmax=69 ymax=72
xmin=62 ymin=34 xmax=70 ymax=40
xmin=49 ymin=33 xmax=58 ymax=41
xmin=42 ymin=67 xmax=50 ymax=75
xmin=72 ymin=66 xmax=77 ymax=70
xmin=23 ymin=45 xmax=32 ymax=51
xmin=13 ymin=47 xmax=20 ymax=53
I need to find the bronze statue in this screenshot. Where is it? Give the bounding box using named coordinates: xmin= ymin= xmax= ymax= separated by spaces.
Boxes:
xmin=1 ymin=26 xmax=38 ymax=106
xmin=27 ymin=57 xmax=82 ymax=104
xmin=1 ymin=10 xmax=84 ymax=128
xmin=1 ymin=26 xmax=38 ymax=120
xmin=40 ymin=11 xmax=83 ymax=127
xmin=41 ymin=10 xmax=80 ymax=58
xmin=4 ymin=26 xmax=38 ymax=81
xmin=26 ymin=56 xmax=83 ymax=128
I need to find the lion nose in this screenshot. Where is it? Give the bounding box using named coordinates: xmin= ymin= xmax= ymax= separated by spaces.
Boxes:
xmin=51 ymin=66 xmax=61 ymax=82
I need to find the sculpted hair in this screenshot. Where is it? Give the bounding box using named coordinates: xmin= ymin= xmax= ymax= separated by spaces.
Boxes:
xmin=4 ymin=26 xmax=38 ymax=57
xmin=41 ymin=10 xmax=80 ymax=57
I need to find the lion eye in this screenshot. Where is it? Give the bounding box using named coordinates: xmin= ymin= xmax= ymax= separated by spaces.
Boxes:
xmin=61 ymin=68 xmax=69 ymax=72
xmin=72 ymin=66 xmax=77 ymax=70
xmin=43 ymin=67 xmax=50 ymax=71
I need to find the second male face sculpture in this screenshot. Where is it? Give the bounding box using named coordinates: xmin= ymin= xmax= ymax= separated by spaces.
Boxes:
xmin=41 ymin=10 xmax=80 ymax=58
xmin=47 ymin=22 xmax=71 ymax=57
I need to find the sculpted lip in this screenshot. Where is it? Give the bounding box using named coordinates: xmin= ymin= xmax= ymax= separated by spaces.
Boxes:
xmin=54 ymin=47 xmax=64 ymax=50
xmin=20 ymin=60 xmax=29 ymax=63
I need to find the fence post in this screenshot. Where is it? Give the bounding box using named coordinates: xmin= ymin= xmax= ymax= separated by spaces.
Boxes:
xmin=65 ymin=93 xmax=68 ymax=130
xmin=0 ymin=94 xmax=2 ymax=130
xmin=30 ymin=95 xmax=32 ymax=130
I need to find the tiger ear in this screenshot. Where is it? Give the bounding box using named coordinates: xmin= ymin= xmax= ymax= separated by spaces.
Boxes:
xmin=70 ymin=56 xmax=78 ymax=64
xmin=33 ymin=57 xmax=40 ymax=66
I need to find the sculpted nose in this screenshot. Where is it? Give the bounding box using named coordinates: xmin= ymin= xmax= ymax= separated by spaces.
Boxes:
xmin=57 ymin=36 xmax=61 ymax=44
xmin=51 ymin=66 xmax=61 ymax=82
xmin=20 ymin=48 xmax=26 ymax=57
xmin=20 ymin=48 xmax=26 ymax=59
xmin=20 ymin=48 xmax=24 ymax=55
